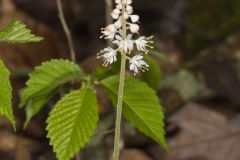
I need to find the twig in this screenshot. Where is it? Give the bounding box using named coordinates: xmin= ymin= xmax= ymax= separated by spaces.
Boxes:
xmin=105 ymin=0 xmax=113 ymax=47
xmin=56 ymin=0 xmax=76 ymax=62
xmin=105 ymin=0 xmax=113 ymax=26
xmin=56 ymin=2 xmax=78 ymax=159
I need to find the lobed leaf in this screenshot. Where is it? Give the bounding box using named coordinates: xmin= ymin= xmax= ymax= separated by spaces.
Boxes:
xmin=0 ymin=59 xmax=15 ymax=129
xmin=101 ymin=76 xmax=168 ymax=150
xmin=0 ymin=20 xmax=43 ymax=43
xmin=47 ymin=86 xmax=99 ymax=160
xmin=20 ymin=59 xmax=84 ymax=126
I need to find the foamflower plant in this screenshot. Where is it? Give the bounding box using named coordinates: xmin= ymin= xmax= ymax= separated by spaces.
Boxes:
xmin=98 ymin=0 xmax=166 ymax=160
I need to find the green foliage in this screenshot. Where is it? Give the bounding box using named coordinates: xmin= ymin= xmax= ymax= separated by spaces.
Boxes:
xmin=101 ymin=76 xmax=168 ymax=150
xmin=0 ymin=59 xmax=15 ymax=129
xmin=160 ymin=69 xmax=212 ymax=101
xmin=92 ymin=66 xmax=113 ymax=80
xmin=142 ymin=55 xmax=161 ymax=89
xmin=47 ymin=86 xmax=99 ymax=160
xmin=20 ymin=59 xmax=84 ymax=126
xmin=0 ymin=20 xmax=43 ymax=43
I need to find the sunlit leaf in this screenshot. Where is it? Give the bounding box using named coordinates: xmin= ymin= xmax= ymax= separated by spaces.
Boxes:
xmin=0 ymin=20 xmax=43 ymax=43
xmin=20 ymin=59 xmax=84 ymax=126
xmin=47 ymin=86 xmax=99 ymax=160
xmin=0 ymin=59 xmax=15 ymax=129
xmin=101 ymin=76 xmax=168 ymax=150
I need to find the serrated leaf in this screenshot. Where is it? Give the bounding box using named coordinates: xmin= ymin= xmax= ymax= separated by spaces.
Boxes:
xmin=0 ymin=20 xmax=43 ymax=43
xmin=23 ymin=92 xmax=54 ymax=128
xmin=142 ymin=55 xmax=162 ymax=89
xmin=20 ymin=59 xmax=84 ymax=126
xmin=47 ymin=86 xmax=99 ymax=160
xmin=0 ymin=59 xmax=15 ymax=129
xmin=101 ymin=76 xmax=168 ymax=150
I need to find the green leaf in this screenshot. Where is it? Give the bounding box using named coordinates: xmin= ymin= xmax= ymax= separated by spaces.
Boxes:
xmin=0 ymin=20 xmax=43 ymax=43
xmin=20 ymin=59 xmax=84 ymax=126
xmin=47 ymin=86 xmax=99 ymax=160
xmin=142 ymin=55 xmax=162 ymax=89
xmin=92 ymin=66 xmax=114 ymax=80
xmin=0 ymin=59 xmax=15 ymax=129
xmin=23 ymin=92 xmax=55 ymax=128
xmin=101 ymin=76 xmax=168 ymax=150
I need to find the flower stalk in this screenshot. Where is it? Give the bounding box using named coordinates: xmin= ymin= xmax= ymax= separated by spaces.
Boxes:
xmin=113 ymin=3 xmax=127 ymax=159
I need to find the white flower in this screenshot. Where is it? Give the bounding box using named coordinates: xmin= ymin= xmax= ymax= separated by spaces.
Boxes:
xmin=116 ymin=4 xmax=122 ymax=9
xmin=114 ymin=19 xmax=122 ymax=29
xmin=113 ymin=8 xmax=121 ymax=15
xmin=135 ymin=36 xmax=153 ymax=53
xmin=115 ymin=0 xmax=121 ymax=4
xmin=113 ymin=34 xmax=134 ymax=53
xmin=129 ymin=55 xmax=149 ymax=75
xmin=97 ymin=47 xmax=117 ymax=66
xmin=129 ymin=23 xmax=139 ymax=33
xmin=123 ymin=0 xmax=132 ymax=5
xmin=111 ymin=12 xmax=119 ymax=19
xmin=98 ymin=0 xmax=154 ymax=75
xmin=111 ymin=8 xmax=121 ymax=19
xmin=130 ymin=15 xmax=139 ymax=23
xmin=127 ymin=0 xmax=132 ymax=4
xmin=126 ymin=5 xmax=133 ymax=14
xmin=101 ymin=24 xmax=117 ymax=40
xmin=123 ymin=12 xmax=129 ymax=19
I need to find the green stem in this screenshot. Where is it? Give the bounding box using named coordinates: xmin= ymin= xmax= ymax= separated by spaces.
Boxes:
xmin=113 ymin=52 xmax=126 ymax=160
xmin=113 ymin=3 xmax=127 ymax=160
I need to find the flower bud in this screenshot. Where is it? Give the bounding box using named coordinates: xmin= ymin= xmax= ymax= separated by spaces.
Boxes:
xmin=111 ymin=12 xmax=119 ymax=19
xmin=106 ymin=24 xmax=116 ymax=32
xmin=115 ymin=0 xmax=121 ymax=4
xmin=130 ymin=15 xmax=139 ymax=23
xmin=113 ymin=8 xmax=120 ymax=15
xmin=127 ymin=0 xmax=132 ymax=4
xmin=114 ymin=19 xmax=122 ymax=28
xmin=123 ymin=12 xmax=129 ymax=19
xmin=116 ymin=4 xmax=122 ymax=9
xmin=126 ymin=5 xmax=133 ymax=14
xmin=129 ymin=24 xmax=139 ymax=33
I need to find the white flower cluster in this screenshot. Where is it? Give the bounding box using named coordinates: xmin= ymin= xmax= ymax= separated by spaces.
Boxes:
xmin=98 ymin=0 xmax=153 ymax=75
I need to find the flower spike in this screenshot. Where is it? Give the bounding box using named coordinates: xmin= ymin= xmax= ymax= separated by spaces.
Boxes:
xmin=98 ymin=0 xmax=154 ymax=75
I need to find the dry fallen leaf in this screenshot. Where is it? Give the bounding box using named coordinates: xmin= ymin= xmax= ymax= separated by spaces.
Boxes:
xmin=164 ymin=103 xmax=240 ymax=160
xmin=121 ymin=149 xmax=152 ymax=160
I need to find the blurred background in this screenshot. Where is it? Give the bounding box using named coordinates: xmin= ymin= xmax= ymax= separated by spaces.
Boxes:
xmin=0 ymin=0 xmax=240 ymax=159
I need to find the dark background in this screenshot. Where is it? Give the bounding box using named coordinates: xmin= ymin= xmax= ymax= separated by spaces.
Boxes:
xmin=0 ymin=0 xmax=240 ymax=159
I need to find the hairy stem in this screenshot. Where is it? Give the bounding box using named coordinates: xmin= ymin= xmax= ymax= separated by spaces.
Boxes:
xmin=56 ymin=0 xmax=76 ymax=62
xmin=113 ymin=3 xmax=127 ymax=160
